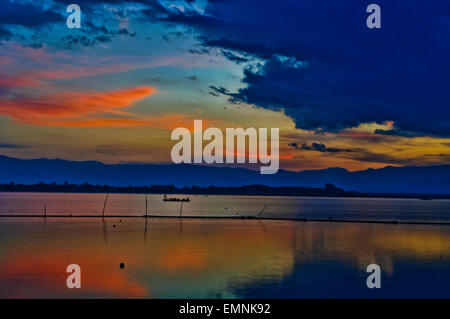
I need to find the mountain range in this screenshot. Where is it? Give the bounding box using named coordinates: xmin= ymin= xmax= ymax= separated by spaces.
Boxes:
xmin=1 ymin=155 xmax=449 ymax=194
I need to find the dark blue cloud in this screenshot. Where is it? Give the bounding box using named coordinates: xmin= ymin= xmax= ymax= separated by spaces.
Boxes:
xmin=1 ymin=0 xmax=142 ymax=49
xmin=52 ymin=0 xmax=171 ymax=16
xmin=289 ymin=142 xmax=354 ymax=153
xmin=221 ymin=50 xmax=249 ymax=63
xmin=0 ymin=1 xmax=62 ymax=45
xmin=165 ymin=0 xmax=450 ymax=136
xmin=0 ymin=27 xmax=12 ymax=40
xmin=0 ymin=1 xmax=62 ymax=28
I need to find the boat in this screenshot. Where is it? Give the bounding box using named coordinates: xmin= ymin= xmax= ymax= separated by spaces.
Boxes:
xmin=163 ymin=195 xmax=190 ymax=202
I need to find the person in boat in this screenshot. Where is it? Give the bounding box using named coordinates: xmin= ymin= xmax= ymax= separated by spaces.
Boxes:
xmin=163 ymin=195 xmax=190 ymax=202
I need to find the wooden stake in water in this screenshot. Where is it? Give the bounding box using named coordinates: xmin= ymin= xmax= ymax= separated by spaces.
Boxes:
xmin=102 ymin=193 xmax=109 ymax=217
xmin=145 ymin=194 xmax=148 ymax=217
xmin=144 ymin=194 xmax=149 ymax=242
xmin=44 ymin=203 xmax=47 ymax=217
xmin=256 ymin=205 xmax=267 ymax=219
xmin=179 ymin=202 xmax=183 ymax=218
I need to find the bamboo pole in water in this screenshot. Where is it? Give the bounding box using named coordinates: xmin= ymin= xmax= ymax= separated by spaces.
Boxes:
xmin=256 ymin=205 xmax=267 ymax=219
xmin=145 ymin=194 xmax=148 ymax=217
xmin=102 ymin=193 xmax=109 ymax=217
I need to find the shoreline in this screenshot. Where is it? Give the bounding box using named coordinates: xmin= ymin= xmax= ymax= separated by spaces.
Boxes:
xmin=1 ymin=190 xmax=449 ymax=200
xmin=1 ymin=214 xmax=449 ymax=226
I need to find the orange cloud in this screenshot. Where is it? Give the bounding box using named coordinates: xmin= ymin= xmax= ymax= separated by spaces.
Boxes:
xmin=0 ymin=86 xmax=156 ymax=125
xmin=45 ymin=114 xmax=209 ymax=129
xmin=0 ymin=85 xmax=220 ymax=130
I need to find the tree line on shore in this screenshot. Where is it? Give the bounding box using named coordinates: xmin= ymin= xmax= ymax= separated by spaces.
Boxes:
xmin=0 ymin=182 xmax=448 ymax=199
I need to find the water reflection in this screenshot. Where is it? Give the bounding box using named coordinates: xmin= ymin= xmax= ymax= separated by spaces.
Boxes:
xmin=0 ymin=218 xmax=449 ymax=298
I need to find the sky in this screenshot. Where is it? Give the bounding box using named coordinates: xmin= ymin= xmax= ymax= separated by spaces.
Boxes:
xmin=0 ymin=0 xmax=449 ymax=172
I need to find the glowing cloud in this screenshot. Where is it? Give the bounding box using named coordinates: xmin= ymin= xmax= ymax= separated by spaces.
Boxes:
xmin=0 ymin=86 xmax=156 ymax=125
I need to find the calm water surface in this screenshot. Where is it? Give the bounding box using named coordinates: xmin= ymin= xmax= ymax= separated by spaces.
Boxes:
xmin=0 ymin=193 xmax=449 ymax=298
xmin=1 ymin=192 xmax=450 ymax=222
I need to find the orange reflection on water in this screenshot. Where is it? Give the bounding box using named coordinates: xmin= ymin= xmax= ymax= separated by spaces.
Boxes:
xmin=0 ymin=218 xmax=297 ymax=298
xmin=0 ymin=243 xmax=148 ymax=298
xmin=0 ymin=218 xmax=449 ymax=298
xmin=157 ymin=244 xmax=208 ymax=273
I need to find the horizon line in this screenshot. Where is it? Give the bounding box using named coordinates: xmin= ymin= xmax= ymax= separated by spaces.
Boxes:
xmin=2 ymin=153 xmax=448 ymax=174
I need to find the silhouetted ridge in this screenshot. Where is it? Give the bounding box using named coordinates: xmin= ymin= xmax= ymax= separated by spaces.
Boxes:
xmin=0 ymin=155 xmax=449 ymax=194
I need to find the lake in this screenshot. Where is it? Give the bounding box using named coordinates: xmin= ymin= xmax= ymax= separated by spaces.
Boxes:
xmin=2 ymin=192 xmax=450 ymax=222
xmin=0 ymin=193 xmax=449 ymax=298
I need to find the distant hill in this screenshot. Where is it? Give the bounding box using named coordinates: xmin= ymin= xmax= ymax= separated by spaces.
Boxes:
xmin=0 ymin=155 xmax=449 ymax=194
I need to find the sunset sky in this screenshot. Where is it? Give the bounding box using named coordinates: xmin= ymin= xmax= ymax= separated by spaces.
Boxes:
xmin=0 ymin=0 xmax=449 ymax=172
